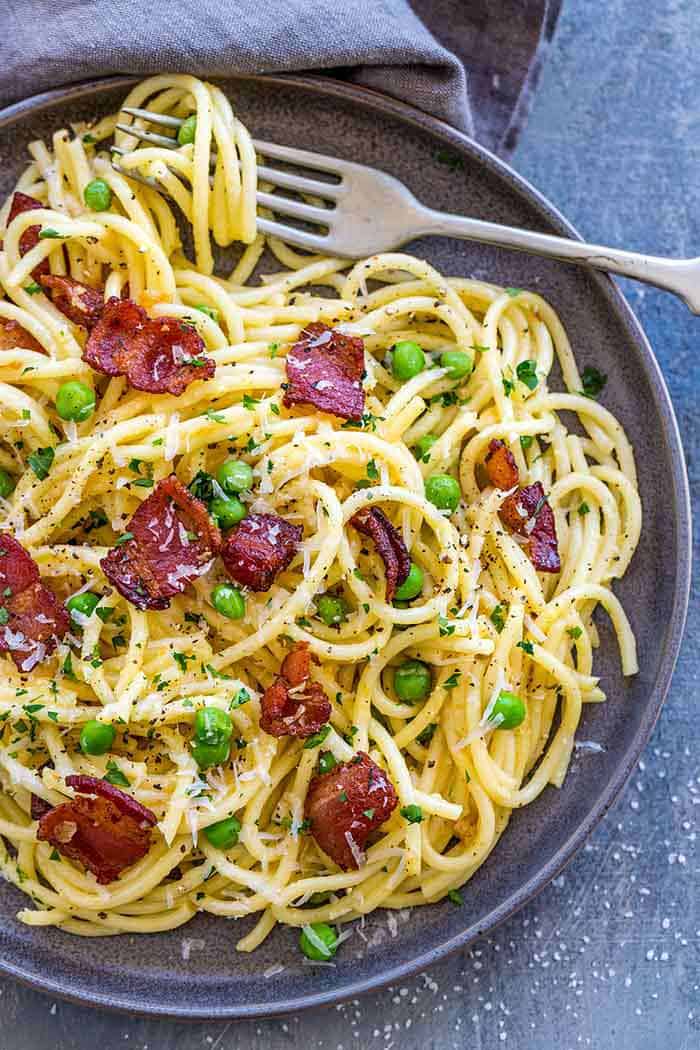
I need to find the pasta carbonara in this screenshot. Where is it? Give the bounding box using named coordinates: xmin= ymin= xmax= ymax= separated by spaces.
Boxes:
xmin=0 ymin=75 xmax=640 ymax=958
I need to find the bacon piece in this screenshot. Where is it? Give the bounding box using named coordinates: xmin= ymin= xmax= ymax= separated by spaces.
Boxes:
xmin=349 ymin=506 xmax=410 ymax=602
xmin=2 ymin=582 xmax=71 ymax=672
xmin=260 ymin=641 xmax=330 ymax=738
xmin=0 ymin=320 xmax=44 ymax=354
xmin=39 ymin=274 xmax=103 ymax=329
xmin=83 ymin=297 xmax=215 ymax=394
xmin=37 ymin=775 xmax=156 ymax=884
xmin=284 ymin=322 xmax=365 ymax=422
xmin=304 ymin=752 xmax=398 ymax=870
xmin=83 ymin=297 xmax=145 ymax=376
xmin=221 ymin=513 xmax=302 ymax=592
xmin=484 ymin=439 xmax=519 ymax=490
xmin=7 ymin=192 xmax=50 ymax=278
xmin=115 ymin=314 xmax=215 ymax=395
xmin=499 ymin=481 xmax=560 ymax=573
xmin=100 ymin=475 xmax=222 ymax=610
xmin=0 ymin=534 xmax=69 ymax=671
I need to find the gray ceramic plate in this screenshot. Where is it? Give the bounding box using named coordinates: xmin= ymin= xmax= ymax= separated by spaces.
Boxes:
xmin=0 ymin=75 xmax=691 ymax=1019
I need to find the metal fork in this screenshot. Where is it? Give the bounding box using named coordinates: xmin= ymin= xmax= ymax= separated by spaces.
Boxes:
xmin=112 ymin=106 xmax=700 ymax=313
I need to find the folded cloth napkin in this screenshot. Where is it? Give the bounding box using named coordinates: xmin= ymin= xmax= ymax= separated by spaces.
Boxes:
xmin=2 ymin=0 xmax=560 ymax=154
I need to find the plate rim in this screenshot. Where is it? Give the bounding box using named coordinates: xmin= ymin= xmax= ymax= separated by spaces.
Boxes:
xmin=0 ymin=71 xmax=691 ymax=1020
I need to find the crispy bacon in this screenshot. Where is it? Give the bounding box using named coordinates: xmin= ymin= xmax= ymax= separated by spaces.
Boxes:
xmin=284 ymin=322 xmax=365 ymax=421
xmin=0 ymin=320 xmax=44 ymax=354
xmin=100 ymin=475 xmax=221 ymax=610
xmin=304 ymin=752 xmax=398 ymax=870
xmin=499 ymin=481 xmax=560 ymax=573
xmin=0 ymin=534 xmax=68 ymax=671
xmin=484 ymin=439 xmax=519 ymax=490
xmin=39 ymin=274 xmax=103 ymax=329
xmin=349 ymin=506 xmax=410 ymax=602
xmin=37 ymin=775 xmax=156 ymax=884
xmin=7 ymin=192 xmax=50 ymax=278
xmin=221 ymin=513 xmax=302 ymax=592
xmin=84 ymin=297 xmax=215 ymax=394
xmin=260 ymin=642 xmax=330 ymax=738
xmin=83 ymin=297 xmax=144 ymax=376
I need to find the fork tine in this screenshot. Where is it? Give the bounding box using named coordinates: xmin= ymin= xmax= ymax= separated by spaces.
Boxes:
xmin=252 ymin=139 xmax=347 ymax=176
xmin=121 ymin=106 xmax=183 ymax=129
xmin=256 ymin=217 xmax=329 ymax=252
xmin=256 ymin=191 xmax=332 ymax=226
xmin=110 ymin=159 xmax=162 ymax=192
xmin=258 ymin=165 xmax=341 ymax=200
xmin=115 ymin=123 xmax=177 ymax=148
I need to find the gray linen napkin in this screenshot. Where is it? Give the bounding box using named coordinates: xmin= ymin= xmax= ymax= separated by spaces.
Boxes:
xmin=2 ymin=0 xmax=560 ymax=153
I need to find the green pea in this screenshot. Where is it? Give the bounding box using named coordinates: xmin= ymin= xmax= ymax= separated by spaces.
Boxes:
xmin=195 ymin=304 xmax=219 ymax=322
xmin=191 ymin=739 xmax=230 ymax=769
xmin=210 ymin=583 xmax=246 ymax=620
xmin=55 ymin=381 xmax=96 ymax=422
xmin=80 ymin=719 xmax=115 ymax=755
xmin=318 ymin=750 xmax=337 ymax=775
xmin=66 ymin=591 xmax=100 ymax=624
xmin=440 ymin=350 xmax=473 ymax=380
xmin=83 ymin=178 xmax=113 ymax=212
xmin=425 ymin=474 xmax=461 ymax=513
xmin=316 ymin=594 xmax=348 ymax=627
xmin=216 ymin=458 xmax=253 ymax=494
xmin=413 ymin=434 xmax=437 ymax=462
xmin=300 ymin=922 xmax=338 ymax=961
xmin=394 ymin=659 xmax=432 ymax=703
xmin=178 ymin=115 xmax=197 ymax=146
xmin=491 ymin=690 xmax=526 ymax=730
xmin=204 ymin=815 xmax=241 ymax=850
xmin=0 ymin=469 xmax=15 ymax=499
xmin=210 ymin=495 xmax=247 ymax=529
xmin=394 ymin=563 xmax=424 ymax=602
xmin=194 ymin=706 xmax=233 ymax=746
xmin=391 ymin=340 xmax=425 ymax=381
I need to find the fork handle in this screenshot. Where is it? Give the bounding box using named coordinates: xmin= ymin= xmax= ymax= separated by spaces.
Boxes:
xmin=419 ymin=209 xmax=700 ymax=313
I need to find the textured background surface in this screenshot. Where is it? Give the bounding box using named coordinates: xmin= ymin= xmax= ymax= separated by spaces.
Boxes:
xmin=0 ymin=0 xmax=697 ymax=1046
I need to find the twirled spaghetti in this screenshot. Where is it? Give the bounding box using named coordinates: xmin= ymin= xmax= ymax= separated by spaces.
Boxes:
xmin=0 ymin=75 xmax=641 ymax=953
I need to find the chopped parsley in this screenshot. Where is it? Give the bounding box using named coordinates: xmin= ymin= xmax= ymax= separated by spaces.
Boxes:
xmin=417 ymin=722 xmax=437 ymax=745
xmin=38 ymin=228 xmax=64 ymax=239
xmin=502 ymin=374 xmax=514 ymax=397
xmin=366 ymin=458 xmax=379 ymax=480
xmin=230 ymin=688 xmax=251 ymax=710
xmin=104 ymin=760 xmax=130 ymax=787
xmin=578 ymin=501 xmax=590 ymax=516
xmin=490 ymin=605 xmax=506 ymax=633
xmin=520 ymin=434 xmax=534 ymax=450
xmin=516 ymin=359 xmax=538 ymax=391
xmin=242 ymin=394 xmax=259 ymax=411
xmin=27 ymin=446 xmax=54 ymax=480
xmin=444 ymin=671 xmax=461 ymax=690
xmin=188 ymin=470 xmax=216 ymax=503
xmin=580 ymin=365 xmax=607 ymax=400
xmin=438 ymin=615 xmax=455 ymax=638
xmin=505 ymin=287 xmax=521 ymax=298
xmin=114 ymin=531 xmax=134 ymax=546
xmin=567 ymin=626 xmax=583 ymax=640
xmin=24 ymin=282 xmax=41 ymax=295
xmin=0 ymin=608 xmax=8 ymax=625
xmin=303 ymin=725 xmax=331 ymax=749
xmin=400 ymin=804 xmax=423 ymax=824
xmin=434 ymin=148 xmax=464 ymax=172
xmin=517 ymin=640 xmax=534 ymax=655
xmin=205 ymin=408 xmax=226 ymax=423
xmin=447 ymin=888 xmax=463 ymax=905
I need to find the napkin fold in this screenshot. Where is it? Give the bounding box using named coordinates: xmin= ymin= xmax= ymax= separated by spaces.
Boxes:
xmin=2 ymin=0 xmax=560 ymax=154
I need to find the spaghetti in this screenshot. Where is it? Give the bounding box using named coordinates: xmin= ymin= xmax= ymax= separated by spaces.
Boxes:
xmin=0 ymin=75 xmax=641 ymax=953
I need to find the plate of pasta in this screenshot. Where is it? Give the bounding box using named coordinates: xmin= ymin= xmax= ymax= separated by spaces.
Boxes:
xmin=0 ymin=73 xmax=689 ymax=1017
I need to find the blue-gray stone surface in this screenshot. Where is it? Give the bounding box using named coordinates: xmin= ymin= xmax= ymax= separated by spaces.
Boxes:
xmin=0 ymin=1 xmax=697 ymax=1046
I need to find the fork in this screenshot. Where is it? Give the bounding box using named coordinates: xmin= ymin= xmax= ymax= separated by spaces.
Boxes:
xmin=112 ymin=106 xmax=700 ymax=314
